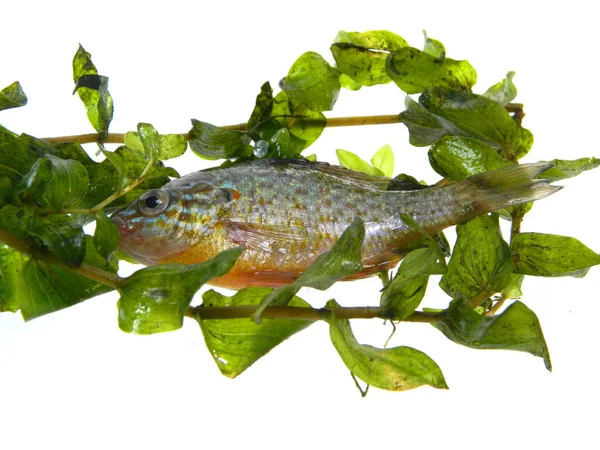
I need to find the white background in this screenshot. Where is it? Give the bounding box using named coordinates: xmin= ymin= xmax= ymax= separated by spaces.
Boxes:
xmin=1 ymin=1 xmax=598 ymax=449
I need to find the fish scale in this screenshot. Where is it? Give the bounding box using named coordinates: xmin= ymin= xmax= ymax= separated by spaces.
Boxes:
xmin=112 ymin=159 xmax=559 ymax=289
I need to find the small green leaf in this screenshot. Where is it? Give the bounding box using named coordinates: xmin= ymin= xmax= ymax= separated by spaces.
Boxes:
xmin=484 ymin=71 xmax=518 ymax=105
xmin=538 ymin=157 xmax=600 ymax=181
xmin=434 ymin=299 xmax=551 ymax=371
xmin=386 ymin=47 xmax=477 ymax=94
xmin=94 ymin=212 xmax=120 ymax=263
xmin=398 ymin=96 xmax=447 ymax=147
xmin=420 ymin=87 xmax=518 ymax=150
xmin=0 ymin=81 xmax=27 ymax=111
xmin=511 ymin=233 xmax=600 ymax=277
xmin=329 ymin=300 xmax=448 ymax=392
xmin=73 ymin=45 xmax=113 ymax=137
xmin=330 ymin=30 xmax=407 ymax=87
xmin=188 ymin=120 xmax=252 ymax=160
xmin=339 ymin=73 xmax=362 ymax=90
xmin=195 ymin=287 xmax=314 ymax=378
xmin=282 ymin=52 xmax=340 ymax=111
xmin=513 ymin=127 xmax=534 ymax=160
xmin=381 ymin=246 xmax=443 ymax=320
xmin=251 ymin=218 xmax=364 ymax=323
xmin=428 ymin=136 xmax=511 ymax=180
xmin=0 ymin=245 xmax=30 ymax=312
xmin=125 ymin=131 xmax=187 ymax=160
xmin=370 ymin=145 xmax=394 ymax=177
xmin=137 ymin=123 xmax=161 ymax=161
xmin=0 ymin=125 xmax=54 ymax=183
xmin=440 ymin=215 xmax=512 ymax=300
xmin=118 ymin=248 xmax=243 ymax=334
xmin=502 ymin=273 xmax=524 ymax=299
xmin=422 ymin=31 xmax=445 ymax=59
xmin=247 ymin=81 xmax=273 ymax=131
xmin=336 ymin=149 xmax=383 ymax=176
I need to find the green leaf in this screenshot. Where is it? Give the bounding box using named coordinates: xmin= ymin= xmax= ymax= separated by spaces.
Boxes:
xmin=422 ymin=31 xmax=445 ymax=59
xmin=251 ymin=218 xmax=365 ymax=324
xmin=428 ymin=136 xmax=511 ymax=180
xmin=370 ymin=144 xmax=394 ymax=177
xmin=0 ymin=177 xmax=12 ymax=206
xmin=502 ymin=273 xmax=524 ymax=299
xmin=282 ymin=52 xmax=340 ymax=111
xmin=339 ymin=73 xmax=362 ymax=90
xmin=538 ymin=157 xmax=600 ymax=181
xmin=0 ymin=125 xmax=54 ymax=183
xmin=17 ymin=154 xmax=90 ymax=209
xmin=513 ymin=127 xmax=534 ymax=160
xmin=124 ymin=131 xmax=187 ymax=161
xmin=0 ymin=205 xmax=86 ymax=268
xmin=0 ymin=245 xmax=29 ymax=312
xmin=386 ymin=47 xmax=477 ymax=94
xmin=336 ymin=149 xmax=383 ymax=176
xmin=0 ymin=81 xmax=27 ymax=111
xmin=398 ymin=96 xmax=447 ymax=147
xmin=440 ymin=215 xmax=512 ymax=300
xmin=434 ymin=299 xmax=551 ymax=371
xmin=380 ymin=246 xmax=444 ymax=320
xmin=247 ymin=81 xmax=273 ymax=131
xmin=330 ymin=30 xmax=407 ymax=86
xmin=94 ymin=212 xmax=120 ymax=263
xmin=18 ymin=237 xmax=116 ymax=320
xmin=188 ymin=120 xmax=252 ymax=160
xmin=420 ymin=87 xmax=518 ymax=150
xmin=194 ymin=287 xmax=314 ymax=378
xmin=511 ymin=233 xmax=600 ymax=277
xmin=484 ymin=71 xmax=518 ymax=105
xmin=73 ymin=45 xmax=113 ymax=137
xmin=118 ymin=247 xmax=243 ymax=334
xmin=137 ymin=123 xmax=160 ymax=161
xmin=329 ymin=300 xmax=448 ymax=392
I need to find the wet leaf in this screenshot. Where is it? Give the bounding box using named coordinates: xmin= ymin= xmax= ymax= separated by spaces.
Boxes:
xmin=94 ymin=211 xmax=120 ymax=263
xmin=18 ymin=237 xmax=116 ymax=320
xmin=73 ymin=45 xmax=113 ymax=137
xmin=124 ymin=130 xmax=187 ymax=161
xmin=398 ymin=96 xmax=447 ymax=147
xmin=336 ymin=149 xmax=383 ymax=176
xmin=440 ymin=215 xmax=512 ymax=300
xmin=0 ymin=81 xmax=27 ymax=111
xmin=434 ymin=299 xmax=551 ymax=371
xmin=538 ymin=157 xmax=600 ymax=181
xmin=420 ymin=87 xmax=518 ymax=151
xmin=118 ymin=247 xmax=243 ymax=334
xmin=247 ymin=81 xmax=273 ymax=131
xmin=189 ymin=120 xmax=252 ymax=160
xmin=282 ymin=52 xmax=340 ymax=111
xmin=331 ymin=30 xmax=407 ymax=86
xmin=386 ymin=47 xmax=477 ymax=94
xmin=0 ymin=245 xmax=29 ymax=312
xmin=502 ymin=273 xmax=524 ymax=299
xmin=194 ymin=287 xmax=313 ymax=378
xmin=513 ymin=127 xmax=534 ymax=160
xmin=511 ymin=233 xmax=600 ymax=277
xmin=339 ymin=73 xmax=362 ymax=90
xmin=251 ymin=218 xmax=364 ymax=324
xmin=428 ymin=136 xmax=511 ymax=180
xmin=484 ymin=71 xmax=517 ymax=105
xmin=422 ymin=31 xmax=445 ymax=59
xmin=137 ymin=123 xmax=161 ymax=161
xmin=380 ymin=246 xmax=444 ymax=320
xmin=0 ymin=125 xmax=54 ymax=183
xmin=329 ymin=299 xmax=448 ymax=392
xmin=370 ymin=145 xmax=394 ymax=177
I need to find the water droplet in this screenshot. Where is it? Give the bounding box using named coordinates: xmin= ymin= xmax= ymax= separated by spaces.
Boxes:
xmin=254 ymin=140 xmax=269 ymax=158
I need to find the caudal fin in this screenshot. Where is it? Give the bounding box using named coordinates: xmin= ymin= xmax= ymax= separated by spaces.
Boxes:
xmin=456 ymin=163 xmax=561 ymax=217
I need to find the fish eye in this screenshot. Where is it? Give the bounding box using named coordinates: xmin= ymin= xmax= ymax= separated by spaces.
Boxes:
xmin=138 ymin=189 xmax=170 ymax=216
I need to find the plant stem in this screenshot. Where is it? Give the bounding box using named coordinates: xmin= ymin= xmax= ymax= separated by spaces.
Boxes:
xmin=41 ymin=114 xmax=404 ymax=145
xmin=0 ymin=228 xmax=123 ymax=289
xmin=186 ymin=305 xmax=443 ymax=323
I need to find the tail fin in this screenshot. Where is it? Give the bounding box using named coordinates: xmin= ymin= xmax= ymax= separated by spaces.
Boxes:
xmin=455 ymin=163 xmax=561 ymax=217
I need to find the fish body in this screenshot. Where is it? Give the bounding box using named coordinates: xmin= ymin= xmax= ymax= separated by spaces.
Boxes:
xmin=112 ymin=159 xmax=558 ymax=289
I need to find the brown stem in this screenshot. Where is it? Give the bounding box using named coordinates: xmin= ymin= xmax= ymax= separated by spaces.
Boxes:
xmin=0 ymin=228 xmax=123 ymax=289
xmin=186 ymin=305 xmax=443 ymax=323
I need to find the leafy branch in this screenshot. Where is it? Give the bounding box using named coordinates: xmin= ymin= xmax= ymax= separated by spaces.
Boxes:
xmin=2 ymin=30 xmax=599 ymax=394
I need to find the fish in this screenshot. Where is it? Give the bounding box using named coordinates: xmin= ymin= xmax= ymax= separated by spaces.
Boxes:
xmin=111 ymin=158 xmax=560 ymax=289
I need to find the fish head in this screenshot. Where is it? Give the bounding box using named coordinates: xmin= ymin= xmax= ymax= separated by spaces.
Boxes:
xmin=111 ymin=184 xmax=238 ymax=265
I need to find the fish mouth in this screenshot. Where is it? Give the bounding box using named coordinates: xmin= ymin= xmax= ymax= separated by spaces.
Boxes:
xmin=110 ymin=213 xmax=134 ymax=234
